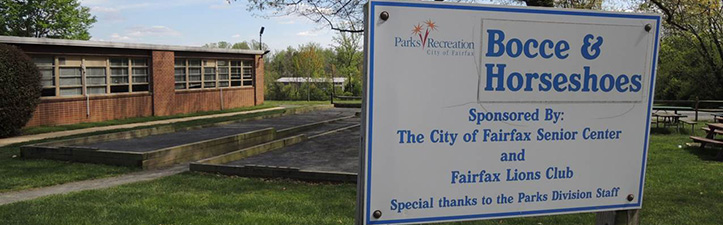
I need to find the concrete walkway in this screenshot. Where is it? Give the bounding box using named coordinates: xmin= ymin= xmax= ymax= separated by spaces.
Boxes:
xmin=0 ymin=106 xmax=285 ymax=147
xmin=0 ymin=164 xmax=188 ymax=206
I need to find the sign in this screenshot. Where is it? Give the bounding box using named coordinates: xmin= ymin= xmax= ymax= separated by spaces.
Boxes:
xmin=358 ymin=1 xmax=661 ymax=224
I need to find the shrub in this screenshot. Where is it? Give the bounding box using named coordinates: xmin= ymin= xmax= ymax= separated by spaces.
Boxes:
xmin=0 ymin=44 xmax=42 ymax=137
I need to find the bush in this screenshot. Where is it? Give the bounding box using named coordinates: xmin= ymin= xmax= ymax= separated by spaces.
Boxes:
xmin=0 ymin=44 xmax=42 ymax=137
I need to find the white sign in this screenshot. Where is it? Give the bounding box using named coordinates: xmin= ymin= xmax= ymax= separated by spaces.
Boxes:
xmin=359 ymin=1 xmax=661 ymax=224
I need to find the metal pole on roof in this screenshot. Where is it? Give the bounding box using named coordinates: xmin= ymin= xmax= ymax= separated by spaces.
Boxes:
xmin=259 ymin=27 xmax=265 ymax=50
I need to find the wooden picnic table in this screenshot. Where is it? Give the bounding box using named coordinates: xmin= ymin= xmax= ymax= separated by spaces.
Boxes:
xmin=653 ymin=112 xmax=687 ymax=131
xmin=712 ymin=113 xmax=723 ymax=123
xmin=689 ymin=123 xmax=723 ymax=160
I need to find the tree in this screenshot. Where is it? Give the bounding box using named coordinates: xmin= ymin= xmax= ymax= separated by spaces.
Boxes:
xmin=331 ymin=29 xmax=363 ymax=96
xmin=644 ymin=0 xmax=723 ymax=99
xmin=233 ymin=0 xmax=555 ymax=33
xmin=232 ymin=42 xmax=251 ymax=49
xmin=202 ymin=41 xmax=234 ymax=49
xmin=554 ymin=0 xmax=602 ymax=9
xmin=0 ymin=44 xmax=42 ymax=137
xmin=0 ymin=0 xmax=96 ymax=40
xmin=292 ymin=43 xmax=326 ymax=100
xmin=202 ymin=41 xmax=268 ymax=50
xmin=249 ymin=39 xmax=269 ymax=50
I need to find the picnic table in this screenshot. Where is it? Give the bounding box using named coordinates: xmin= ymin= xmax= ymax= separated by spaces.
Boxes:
xmin=712 ymin=113 xmax=723 ymax=123
xmin=689 ymin=123 xmax=723 ymax=160
xmin=653 ymin=112 xmax=687 ymax=131
xmin=652 ymin=105 xmax=693 ymax=114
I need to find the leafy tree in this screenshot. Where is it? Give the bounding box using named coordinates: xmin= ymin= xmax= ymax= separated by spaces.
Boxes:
xmin=249 ymin=39 xmax=269 ymax=50
xmin=202 ymin=41 xmax=233 ymax=49
xmin=644 ymin=0 xmax=723 ymax=99
xmin=204 ymin=40 xmax=269 ymax=50
xmin=655 ymin=35 xmax=716 ymax=100
xmin=292 ymin=43 xmax=326 ymax=100
xmin=0 ymin=0 xmax=96 ymax=40
xmin=554 ymin=0 xmax=602 ymax=9
xmin=232 ymin=42 xmax=251 ymax=49
xmin=0 ymin=44 xmax=42 ymax=137
xmin=331 ymin=29 xmax=362 ymax=96
xmin=265 ymin=42 xmax=358 ymax=100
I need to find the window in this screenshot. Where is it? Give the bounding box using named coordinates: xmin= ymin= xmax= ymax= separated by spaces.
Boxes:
xmin=58 ymin=57 xmax=83 ymax=96
xmin=174 ymin=58 xmax=252 ymax=90
xmin=131 ymin=59 xmax=149 ymax=92
xmin=242 ymin=60 xmax=254 ymax=86
xmin=174 ymin=59 xmax=187 ymax=89
xmin=217 ymin=60 xmax=230 ymax=87
xmin=59 ymin=67 xmax=82 ymax=96
xmin=188 ymin=59 xmax=201 ymax=89
xmin=230 ymin=60 xmax=242 ymax=87
xmin=85 ymin=67 xmax=107 ymax=94
xmin=110 ymin=58 xmax=129 ymax=93
xmin=204 ymin=67 xmax=216 ymax=88
xmin=30 ymin=56 xmax=150 ymax=97
xmin=33 ymin=57 xmax=56 ymax=96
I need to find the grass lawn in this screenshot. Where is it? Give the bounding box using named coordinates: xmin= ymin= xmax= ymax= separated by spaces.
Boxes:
xmin=20 ymin=100 xmax=330 ymax=136
xmin=0 ymin=105 xmax=322 ymax=193
xmin=1 ymin=129 xmax=722 ymax=224
xmin=334 ymin=100 xmax=363 ymax=104
xmin=0 ymin=141 xmax=136 ymax=193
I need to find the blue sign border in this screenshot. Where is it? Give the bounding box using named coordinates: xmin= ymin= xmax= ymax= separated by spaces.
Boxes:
xmin=364 ymin=1 xmax=660 ymax=224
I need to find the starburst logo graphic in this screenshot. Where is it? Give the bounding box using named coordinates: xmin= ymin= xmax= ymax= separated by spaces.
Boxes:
xmin=394 ymin=19 xmax=475 ymax=56
xmin=412 ymin=19 xmax=438 ymax=49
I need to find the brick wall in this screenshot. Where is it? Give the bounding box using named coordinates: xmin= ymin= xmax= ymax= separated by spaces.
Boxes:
xmin=26 ymin=94 xmax=153 ymax=127
xmin=173 ymin=87 xmax=255 ymax=115
xmin=224 ymin=88 xmax=256 ymax=109
xmin=23 ymin=50 xmax=263 ymax=128
xmin=255 ymin=55 xmax=264 ymax=105
xmin=151 ymin=51 xmax=175 ymax=116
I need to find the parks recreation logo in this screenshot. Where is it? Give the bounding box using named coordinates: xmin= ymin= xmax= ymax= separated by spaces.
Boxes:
xmin=393 ymin=19 xmax=475 ymax=57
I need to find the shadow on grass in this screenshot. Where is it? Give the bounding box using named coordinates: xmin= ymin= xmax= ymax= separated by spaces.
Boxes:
xmin=650 ymin=127 xmax=674 ymax=135
xmin=682 ymin=145 xmax=722 ymax=161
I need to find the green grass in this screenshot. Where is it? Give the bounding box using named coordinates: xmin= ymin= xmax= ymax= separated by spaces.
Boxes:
xmin=0 ymin=173 xmax=357 ymax=225
xmin=334 ymin=100 xmax=362 ymax=104
xmin=1 ymin=129 xmax=722 ymax=224
xmin=267 ymin=100 xmax=333 ymax=106
xmin=0 ymin=141 xmax=137 ymax=193
xmin=0 ymin=105 xmax=323 ymax=193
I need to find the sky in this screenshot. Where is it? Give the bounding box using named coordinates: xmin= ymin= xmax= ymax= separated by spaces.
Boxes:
xmin=79 ymin=0 xmax=337 ymax=51
xmin=78 ymin=0 xmax=635 ymax=52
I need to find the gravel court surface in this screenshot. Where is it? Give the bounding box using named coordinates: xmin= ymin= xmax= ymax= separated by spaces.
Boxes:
xmin=79 ymin=108 xmax=359 ymax=152
xmin=226 ymin=127 xmax=361 ymax=173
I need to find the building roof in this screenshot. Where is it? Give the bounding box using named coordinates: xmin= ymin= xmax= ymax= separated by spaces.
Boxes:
xmin=0 ymin=35 xmax=265 ymax=55
xmin=276 ymin=77 xmax=347 ymax=83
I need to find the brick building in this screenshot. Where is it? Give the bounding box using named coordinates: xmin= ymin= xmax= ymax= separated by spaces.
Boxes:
xmin=0 ymin=36 xmax=265 ymax=127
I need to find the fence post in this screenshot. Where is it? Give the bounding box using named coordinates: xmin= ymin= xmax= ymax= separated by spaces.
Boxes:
xmin=595 ymin=209 xmax=640 ymax=225
xmin=695 ymin=96 xmax=700 ymax=121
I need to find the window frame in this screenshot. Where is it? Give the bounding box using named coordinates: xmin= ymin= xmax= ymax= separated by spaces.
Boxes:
xmin=188 ymin=59 xmax=202 ymax=89
xmin=131 ymin=58 xmax=149 ymax=92
xmin=175 ymin=59 xmax=187 ymax=90
xmin=174 ymin=58 xmax=254 ymax=91
xmin=242 ymin=60 xmax=254 ymax=87
xmin=58 ymin=57 xmax=83 ymax=97
xmin=230 ymin=60 xmax=243 ymax=87
xmin=33 ymin=56 xmax=57 ymax=97
xmin=31 ymin=55 xmax=151 ymax=98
